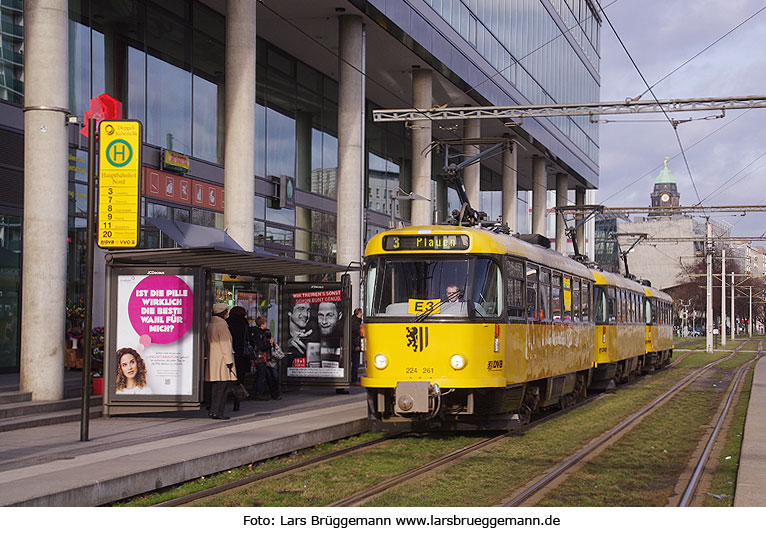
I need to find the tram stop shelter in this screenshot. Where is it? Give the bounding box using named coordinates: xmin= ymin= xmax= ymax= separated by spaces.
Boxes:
xmin=102 ymin=218 xmax=359 ymax=416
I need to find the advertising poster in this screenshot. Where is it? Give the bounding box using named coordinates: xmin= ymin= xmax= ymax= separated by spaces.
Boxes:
xmin=114 ymin=274 xmax=195 ymax=396
xmin=236 ymin=291 xmax=259 ymax=324
xmin=285 ymin=288 xmax=345 ymax=379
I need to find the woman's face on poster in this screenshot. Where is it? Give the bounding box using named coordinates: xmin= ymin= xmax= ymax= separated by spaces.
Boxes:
xmin=120 ymin=353 xmax=138 ymax=379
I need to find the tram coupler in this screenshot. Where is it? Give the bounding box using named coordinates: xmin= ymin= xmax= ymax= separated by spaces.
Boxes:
xmin=394 ymin=381 xmax=441 ymax=414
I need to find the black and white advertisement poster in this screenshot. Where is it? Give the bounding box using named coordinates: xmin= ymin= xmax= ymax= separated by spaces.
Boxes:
xmin=283 ymin=284 xmax=348 ymax=381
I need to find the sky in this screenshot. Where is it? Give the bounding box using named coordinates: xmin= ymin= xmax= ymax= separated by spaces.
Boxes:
xmin=595 ymin=0 xmax=766 ymax=239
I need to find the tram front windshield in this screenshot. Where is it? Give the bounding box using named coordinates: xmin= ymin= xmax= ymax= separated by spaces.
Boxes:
xmin=366 ymin=257 xmax=501 ymax=319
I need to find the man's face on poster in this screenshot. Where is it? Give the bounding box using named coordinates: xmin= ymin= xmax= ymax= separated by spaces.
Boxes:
xmin=318 ymin=302 xmax=340 ymax=336
xmin=289 ymin=303 xmax=311 ymax=332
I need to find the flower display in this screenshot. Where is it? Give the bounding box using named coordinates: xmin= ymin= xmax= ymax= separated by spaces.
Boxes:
xmin=91 ymin=326 xmax=104 ymax=374
xmin=66 ymin=298 xmax=86 ymax=327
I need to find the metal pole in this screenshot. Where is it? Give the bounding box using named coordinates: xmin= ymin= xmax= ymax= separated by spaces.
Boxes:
xmin=706 ymin=220 xmax=713 ymax=353
xmin=80 ymin=119 xmax=96 ymax=442
xmin=721 ymin=249 xmax=726 ymax=346
xmin=731 ymin=271 xmax=735 ymax=341
xmin=749 ymin=286 xmax=753 ymax=337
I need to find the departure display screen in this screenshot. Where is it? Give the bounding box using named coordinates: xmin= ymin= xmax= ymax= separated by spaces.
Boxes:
xmin=382 ymin=234 xmax=470 ymax=251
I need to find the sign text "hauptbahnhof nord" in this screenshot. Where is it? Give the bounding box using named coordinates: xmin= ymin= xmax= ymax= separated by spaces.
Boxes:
xmin=98 ymin=120 xmax=142 ymax=248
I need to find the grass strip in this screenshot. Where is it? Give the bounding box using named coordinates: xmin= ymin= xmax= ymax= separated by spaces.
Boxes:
xmin=114 ymin=432 xmax=385 ymax=506
xmin=703 ymin=367 xmax=755 ymax=506
xmin=536 ymin=379 xmax=723 ymax=506
xmin=192 ymin=434 xmax=486 ymax=506
xmin=363 ymin=352 xmax=725 ymax=506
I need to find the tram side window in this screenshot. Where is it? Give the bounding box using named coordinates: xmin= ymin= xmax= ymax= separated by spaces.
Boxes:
xmin=607 ymin=287 xmax=616 ymax=324
xmin=594 ymin=286 xmax=606 ymax=324
xmin=505 ymin=258 xmax=525 ymax=319
xmin=644 ymin=298 xmax=652 ymax=324
xmin=539 ymin=269 xmax=551 ymax=322
xmin=582 ymin=281 xmax=591 ymax=322
xmin=526 ymin=264 xmax=538 ymax=321
xmin=631 ymin=293 xmax=637 ymax=323
xmin=614 ymin=289 xmax=622 ymax=323
xmin=571 ymin=278 xmax=581 ymax=321
xmin=551 ymin=273 xmax=562 ymax=321
xmin=472 ymin=258 xmax=502 ymax=317
xmin=621 ymin=290 xmax=627 ymax=323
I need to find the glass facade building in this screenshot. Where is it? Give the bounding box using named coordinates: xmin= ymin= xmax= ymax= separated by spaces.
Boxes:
xmin=0 ymin=0 xmax=600 ymax=373
xmin=425 ymin=0 xmax=600 ymax=163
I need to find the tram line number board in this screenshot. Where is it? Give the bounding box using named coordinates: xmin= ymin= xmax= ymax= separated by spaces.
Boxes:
xmin=98 ymin=120 xmax=142 ymax=248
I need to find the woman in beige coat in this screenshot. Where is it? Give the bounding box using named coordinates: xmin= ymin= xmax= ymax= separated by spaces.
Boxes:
xmin=206 ymin=303 xmax=235 ymax=419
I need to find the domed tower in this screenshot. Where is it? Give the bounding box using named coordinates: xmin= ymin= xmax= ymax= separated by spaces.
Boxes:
xmin=650 ymin=158 xmax=680 ymax=218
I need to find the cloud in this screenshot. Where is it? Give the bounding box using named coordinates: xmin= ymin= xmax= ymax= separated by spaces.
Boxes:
xmin=598 ymin=0 xmax=766 ymax=237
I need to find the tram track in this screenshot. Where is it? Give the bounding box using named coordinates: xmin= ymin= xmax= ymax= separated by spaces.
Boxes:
xmin=502 ymin=341 xmax=749 ymax=507
xmin=155 ymin=343 xmax=723 ymax=508
xmin=156 ymin=434 xmax=400 ymax=506
xmin=677 ymin=342 xmax=762 ymax=506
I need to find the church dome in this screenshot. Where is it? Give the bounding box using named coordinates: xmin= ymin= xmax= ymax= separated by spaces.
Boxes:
xmin=655 ymin=158 xmax=676 ymax=184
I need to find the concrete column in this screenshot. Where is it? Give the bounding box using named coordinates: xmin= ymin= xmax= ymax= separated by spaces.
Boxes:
xmin=575 ymin=188 xmax=585 ymax=251
xmin=295 ymin=111 xmax=312 ymax=281
xmin=555 ymin=173 xmax=568 ymax=254
xmin=336 ymin=15 xmax=365 ymax=306
xmin=532 ymin=157 xmax=547 ymax=236
xmin=501 ymin=141 xmax=517 ymax=232
xmin=464 ymin=117 xmax=480 ymax=210
xmin=224 ymin=0 xmax=256 ymax=251
xmin=411 ymin=69 xmax=432 ymax=226
xmin=20 ymin=0 xmax=69 ymax=400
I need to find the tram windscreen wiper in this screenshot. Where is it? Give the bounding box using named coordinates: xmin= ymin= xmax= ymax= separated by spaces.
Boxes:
xmin=413 ymin=289 xmax=464 ymax=323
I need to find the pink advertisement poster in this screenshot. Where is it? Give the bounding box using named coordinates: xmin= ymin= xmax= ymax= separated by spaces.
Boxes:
xmin=115 ymin=274 xmax=195 ymax=396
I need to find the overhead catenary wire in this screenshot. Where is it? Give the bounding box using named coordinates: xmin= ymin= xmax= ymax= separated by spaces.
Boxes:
xmin=594 ymin=0 xmax=704 ymax=208
xmin=597 ymin=109 xmax=751 ymax=205
xmin=635 ymin=4 xmax=766 ymax=101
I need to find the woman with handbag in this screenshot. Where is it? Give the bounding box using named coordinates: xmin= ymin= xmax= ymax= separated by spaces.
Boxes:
xmin=226 ymin=306 xmax=251 ymax=411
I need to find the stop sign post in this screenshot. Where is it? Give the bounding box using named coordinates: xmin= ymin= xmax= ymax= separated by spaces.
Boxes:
xmin=81 ymin=94 xmax=124 ymax=442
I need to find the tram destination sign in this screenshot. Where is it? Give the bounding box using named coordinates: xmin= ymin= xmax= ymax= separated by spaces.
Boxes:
xmin=98 ymin=120 xmax=142 ymax=248
xmin=382 ymin=234 xmax=469 ymax=251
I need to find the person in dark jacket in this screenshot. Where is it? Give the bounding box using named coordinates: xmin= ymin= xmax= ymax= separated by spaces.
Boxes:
xmin=351 ymin=308 xmax=363 ymax=384
xmin=251 ymin=316 xmax=280 ymax=400
xmin=226 ymin=306 xmax=251 ymax=411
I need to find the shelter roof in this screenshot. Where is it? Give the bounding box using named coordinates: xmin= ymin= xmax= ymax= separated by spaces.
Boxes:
xmin=106 ymin=246 xmax=357 ymax=278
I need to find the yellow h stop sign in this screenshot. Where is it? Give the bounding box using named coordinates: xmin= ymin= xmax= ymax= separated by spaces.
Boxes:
xmin=98 ymin=120 xmax=142 ymax=248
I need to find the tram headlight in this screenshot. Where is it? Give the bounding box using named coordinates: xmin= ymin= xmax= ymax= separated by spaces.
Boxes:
xmin=450 ymin=354 xmax=466 ymax=370
xmin=373 ymin=353 xmax=388 ymax=369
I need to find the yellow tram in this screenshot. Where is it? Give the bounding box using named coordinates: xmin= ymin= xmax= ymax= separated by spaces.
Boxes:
xmin=361 ymin=224 xmax=674 ymax=432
